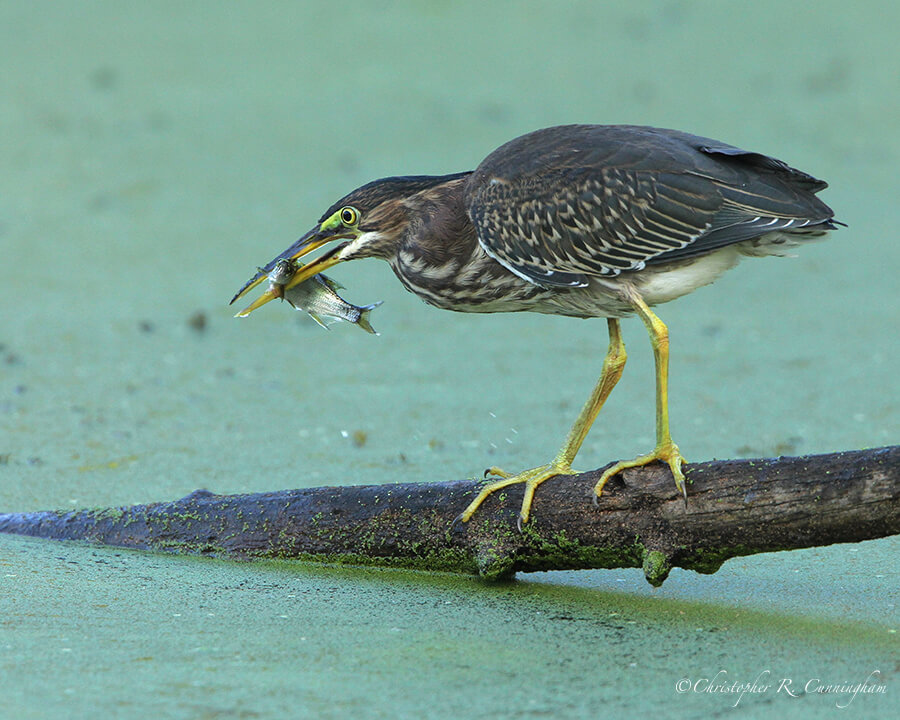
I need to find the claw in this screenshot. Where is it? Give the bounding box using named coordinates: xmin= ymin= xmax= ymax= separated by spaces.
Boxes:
xmin=457 ymin=462 xmax=570 ymax=527
xmin=593 ymin=441 xmax=688 ymax=504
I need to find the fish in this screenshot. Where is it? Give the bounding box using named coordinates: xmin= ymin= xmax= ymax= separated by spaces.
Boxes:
xmin=241 ymin=257 xmax=382 ymax=333
xmin=261 ymin=257 xmax=297 ymax=299
xmin=286 ymin=275 xmax=382 ymax=334
xmin=264 ymin=260 xmax=381 ymax=334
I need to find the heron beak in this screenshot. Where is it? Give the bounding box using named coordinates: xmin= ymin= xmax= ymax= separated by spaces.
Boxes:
xmin=232 ymin=226 xmax=353 ymax=318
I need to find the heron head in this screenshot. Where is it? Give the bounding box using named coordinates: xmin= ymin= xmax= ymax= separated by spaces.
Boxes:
xmin=230 ymin=174 xmax=467 ymax=316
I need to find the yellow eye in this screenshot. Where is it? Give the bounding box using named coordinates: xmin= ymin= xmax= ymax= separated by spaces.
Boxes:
xmin=339 ymin=206 xmax=359 ymax=226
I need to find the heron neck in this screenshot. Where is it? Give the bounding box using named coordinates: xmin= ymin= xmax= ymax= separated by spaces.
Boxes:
xmin=400 ymin=174 xmax=476 ymax=262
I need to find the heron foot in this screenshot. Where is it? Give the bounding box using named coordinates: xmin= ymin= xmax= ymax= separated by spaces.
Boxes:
xmin=456 ymin=462 xmax=573 ymax=529
xmin=593 ymin=440 xmax=687 ymax=503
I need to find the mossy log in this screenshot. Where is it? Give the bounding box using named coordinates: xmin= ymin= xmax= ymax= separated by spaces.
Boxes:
xmin=1 ymin=446 xmax=897 ymax=586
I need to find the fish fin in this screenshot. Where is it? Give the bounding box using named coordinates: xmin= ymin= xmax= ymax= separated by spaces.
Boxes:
xmin=306 ymin=312 xmax=331 ymax=330
xmin=355 ymin=303 xmax=382 ymax=335
xmin=317 ymin=273 xmax=346 ymax=292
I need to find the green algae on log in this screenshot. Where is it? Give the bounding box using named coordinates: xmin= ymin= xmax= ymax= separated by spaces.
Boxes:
xmin=1 ymin=446 xmax=898 ymax=586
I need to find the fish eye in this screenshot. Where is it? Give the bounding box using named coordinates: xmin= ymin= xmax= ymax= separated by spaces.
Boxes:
xmin=339 ymin=207 xmax=359 ymax=226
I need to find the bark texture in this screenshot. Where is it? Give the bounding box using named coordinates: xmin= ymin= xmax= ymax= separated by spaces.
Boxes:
xmin=1 ymin=446 xmax=897 ymax=586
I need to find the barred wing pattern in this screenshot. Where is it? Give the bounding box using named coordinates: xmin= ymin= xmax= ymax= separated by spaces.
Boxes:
xmin=465 ymin=126 xmax=834 ymax=288
xmin=468 ymin=168 xmax=720 ymax=287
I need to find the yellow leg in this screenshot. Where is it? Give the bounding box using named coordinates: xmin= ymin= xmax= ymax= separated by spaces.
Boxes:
xmin=457 ymin=319 xmax=627 ymax=527
xmin=593 ymin=291 xmax=687 ymax=501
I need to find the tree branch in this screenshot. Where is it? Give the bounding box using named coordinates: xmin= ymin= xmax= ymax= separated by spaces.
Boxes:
xmin=1 ymin=446 xmax=897 ymax=586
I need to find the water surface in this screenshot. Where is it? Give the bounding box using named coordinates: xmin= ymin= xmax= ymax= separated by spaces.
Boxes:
xmin=1 ymin=2 xmax=897 ymax=718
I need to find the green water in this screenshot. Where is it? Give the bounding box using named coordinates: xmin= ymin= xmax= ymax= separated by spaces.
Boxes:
xmin=1 ymin=1 xmax=897 ymax=718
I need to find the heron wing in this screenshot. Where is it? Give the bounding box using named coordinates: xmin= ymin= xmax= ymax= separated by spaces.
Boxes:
xmin=464 ymin=125 xmax=835 ymax=287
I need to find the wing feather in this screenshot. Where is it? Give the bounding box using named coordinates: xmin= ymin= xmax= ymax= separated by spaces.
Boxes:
xmin=464 ymin=126 xmax=836 ymax=285
xmin=467 ymin=166 xmax=715 ymax=286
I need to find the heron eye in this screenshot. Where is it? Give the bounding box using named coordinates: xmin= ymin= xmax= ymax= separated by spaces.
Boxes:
xmin=340 ymin=207 xmax=359 ymax=226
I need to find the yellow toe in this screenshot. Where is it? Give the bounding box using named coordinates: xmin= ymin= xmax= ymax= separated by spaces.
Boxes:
xmin=594 ymin=441 xmax=687 ymax=501
xmin=459 ymin=462 xmax=572 ymax=526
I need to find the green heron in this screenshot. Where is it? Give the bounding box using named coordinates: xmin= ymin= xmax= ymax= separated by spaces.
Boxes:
xmin=231 ymin=124 xmax=838 ymax=527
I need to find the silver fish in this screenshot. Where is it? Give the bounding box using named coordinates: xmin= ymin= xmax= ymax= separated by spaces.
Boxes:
xmin=258 ymin=257 xmax=297 ymax=299
xmin=258 ymin=257 xmax=381 ymax=333
xmin=283 ymin=272 xmax=382 ymax=335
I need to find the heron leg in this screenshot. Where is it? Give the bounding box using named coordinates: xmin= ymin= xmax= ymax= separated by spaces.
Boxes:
xmin=457 ymin=319 xmax=627 ymax=527
xmin=593 ymin=292 xmax=687 ymax=501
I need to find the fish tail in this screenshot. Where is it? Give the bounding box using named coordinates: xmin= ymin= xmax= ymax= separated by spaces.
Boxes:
xmin=356 ymin=302 xmax=382 ymax=335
